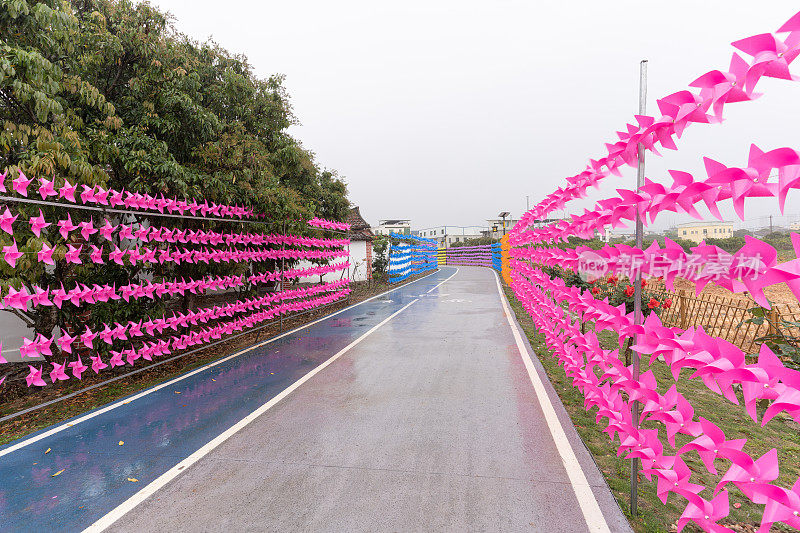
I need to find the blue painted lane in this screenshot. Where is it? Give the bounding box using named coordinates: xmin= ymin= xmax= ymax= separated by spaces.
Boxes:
xmin=0 ymin=268 xmax=454 ymax=533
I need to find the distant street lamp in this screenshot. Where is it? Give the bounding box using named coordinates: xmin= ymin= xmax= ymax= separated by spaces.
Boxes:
xmin=498 ymin=211 xmax=510 ymax=237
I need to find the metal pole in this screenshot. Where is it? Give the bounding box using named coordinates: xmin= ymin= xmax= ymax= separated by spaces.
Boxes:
xmin=280 ymin=220 xmax=286 ymax=332
xmin=630 ymin=58 xmax=647 ymax=517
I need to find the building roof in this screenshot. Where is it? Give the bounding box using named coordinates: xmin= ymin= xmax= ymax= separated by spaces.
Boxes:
xmin=347 ymin=206 xmax=375 ymax=241
xmin=378 ymin=219 xmax=410 ymax=226
xmin=675 ymin=221 xmax=733 ymax=228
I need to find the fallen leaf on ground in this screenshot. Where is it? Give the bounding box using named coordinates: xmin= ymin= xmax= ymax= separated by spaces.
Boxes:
xmin=174 ymin=391 xmax=181 ymax=394
xmin=127 ymin=478 xmax=138 ymax=482
xmin=45 ymin=448 xmax=51 ymax=454
xmin=118 ymin=441 xmax=124 ymax=446
xmin=51 ymin=469 xmax=64 ymax=477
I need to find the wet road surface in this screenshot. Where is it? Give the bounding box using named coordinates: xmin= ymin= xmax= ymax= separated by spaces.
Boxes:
xmin=0 ymin=267 xmax=630 ymax=532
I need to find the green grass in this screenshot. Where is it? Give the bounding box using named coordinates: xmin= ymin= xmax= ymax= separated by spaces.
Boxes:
xmin=503 ymin=286 xmax=800 ymax=533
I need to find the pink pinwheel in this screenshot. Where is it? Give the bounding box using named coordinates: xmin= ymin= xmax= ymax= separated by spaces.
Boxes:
xmin=109 ymin=246 xmax=125 ymax=265
xmin=59 ymin=179 xmax=77 ymax=202
xmin=3 ymin=240 xmax=23 ymax=267
xmin=679 ymin=418 xmax=747 ymax=475
xmin=94 ymin=186 xmax=109 ymax=205
xmin=38 ymin=243 xmax=55 ymax=265
xmin=690 ymin=53 xmax=756 ymax=119
xmin=78 ymin=220 xmax=97 ymax=240
xmin=81 ymin=326 xmax=97 ymax=349
xmin=643 ymin=457 xmax=705 ymax=507
xmin=12 ymin=170 xmax=32 ymax=196
xmin=80 ymin=184 xmax=98 ymax=204
xmin=29 ymin=209 xmax=50 ymax=237
xmin=69 ymin=356 xmax=88 ymax=379
xmin=4 ymin=286 xmax=30 ymax=310
xmin=57 ymin=214 xmax=78 ymax=240
xmin=89 ymin=245 xmax=104 ymax=264
xmin=38 ymin=177 xmax=57 ymax=199
xmin=732 ymin=32 xmax=800 ymax=89
xmin=118 ymin=224 xmax=134 ymax=240
xmin=108 ymin=350 xmax=124 ymax=368
xmin=35 ymin=334 xmax=52 ymax=357
xmin=0 ymin=207 xmax=17 ymax=235
xmin=65 ymin=244 xmax=82 ymax=264
xmin=31 ymin=285 xmax=51 ymax=307
xmin=56 ymin=332 xmax=76 ymax=354
xmin=716 ymin=448 xmax=779 ymax=502
xmin=758 ymin=476 xmax=800 ymax=532
xmin=749 ymin=146 xmax=800 ymax=212
xmin=50 ymin=283 xmax=67 ymax=308
xmin=0 ymin=171 xmax=5 ymax=193
xmin=49 ymin=360 xmax=69 ymax=382
xmin=676 ymin=490 xmax=731 ymax=533
xmin=20 ymin=337 xmax=41 ymax=359
xmin=97 ymin=323 xmax=114 ymax=344
xmin=90 ymin=355 xmax=107 ymax=373
xmin=26 ymin=365 xmax=46 ymax=387
xmin=98 ymin=219 xmax=115 ymax=240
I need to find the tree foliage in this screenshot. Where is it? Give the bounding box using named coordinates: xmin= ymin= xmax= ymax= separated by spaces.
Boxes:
xmin=0 ymin=0 xmax=350 ymax=360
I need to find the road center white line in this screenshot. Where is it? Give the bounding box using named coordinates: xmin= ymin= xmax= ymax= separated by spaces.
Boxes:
xmin=493 ymin=272 xmax=611 ymax=533
xmin=83 ymin=297 xmax=421 ymax=532
xmin=426 ymin=267 xmax=459 ymax=293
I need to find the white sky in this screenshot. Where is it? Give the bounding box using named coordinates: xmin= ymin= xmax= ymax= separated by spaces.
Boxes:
xmin=147 ymin=0 xmax=800 ymax=233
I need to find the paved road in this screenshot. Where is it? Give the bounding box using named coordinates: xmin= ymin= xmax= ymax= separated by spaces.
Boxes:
xmin=0 ymin=267 xmax=630 ymax=532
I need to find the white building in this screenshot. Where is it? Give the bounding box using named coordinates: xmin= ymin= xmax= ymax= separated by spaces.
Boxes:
xmin=674 ymin=221 xmax=734 ymax=244
xmin=417 ymin=226 xmax=484 ymax=248
xmin=372 ymin=219 xmax=411 ymax=236
xmin=790 ymin=221 xmax=800 ymax=231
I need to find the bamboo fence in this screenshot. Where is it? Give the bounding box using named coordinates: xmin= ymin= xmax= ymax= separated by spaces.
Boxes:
xmin=646 ymin=286 xmax=800 ymax=354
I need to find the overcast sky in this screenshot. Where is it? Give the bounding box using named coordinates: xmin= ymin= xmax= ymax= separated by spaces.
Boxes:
xmin=147 ymin=0 xmax=800 ymax=233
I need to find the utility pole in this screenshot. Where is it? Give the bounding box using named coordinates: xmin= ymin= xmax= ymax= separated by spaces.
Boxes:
xmin=770 ymin=215 xmax=774 ymax=234
xmin=630 ymin=58 xmax=647 ymax=517
xmin=526 ymin=195 xmax=530 ymax=211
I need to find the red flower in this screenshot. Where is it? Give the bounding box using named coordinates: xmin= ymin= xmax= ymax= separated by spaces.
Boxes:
xmin=607 ymin=275 xmax=618 ymax=286
xmin=648 ymin=298 xmax=660 ymax=309
xmin=591 ymin=286 xmax=600 ymax=295
xmin=624 ymin=285 xmax=634 ymax=297
xmin=663 ymin=298 xmax=672 ymax=309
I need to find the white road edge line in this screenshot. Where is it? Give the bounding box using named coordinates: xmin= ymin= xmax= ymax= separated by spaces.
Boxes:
xmin=0 ymin=268 xmax=448 ymax=458
xmin=493 ymin=272 xmax=611 ymax=533
xmin=84 ymin=297 xmax=421 ymax=532
xmin=425 ymin=267 xmax=459 ymax=293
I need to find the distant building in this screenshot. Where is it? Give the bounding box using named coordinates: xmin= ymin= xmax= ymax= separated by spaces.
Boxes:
xmin=418 ymin=226 xmax=483 ymax=248
xmin=790 ymin=221 xmax=800 ymax=231
xmin=674 ymin=221 xmax=734 ymax=243
xmin=373 ymin=219 xmax=411 ymax=236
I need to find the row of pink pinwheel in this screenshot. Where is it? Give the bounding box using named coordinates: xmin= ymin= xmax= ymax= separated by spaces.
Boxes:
xmin=307 ymin=217 xmax=351 ymax=231
xmin=20 ymin=286 xmax=352 ymax=387
xmin=510 ymin=262 xmax=800 ymax=532
xmin=12 ymin=277 xmax=348 ymax=361
xmin=512 ymin=12 xmax=800 ymax=237
xmin=0 ymin=241 xmax=349 ymax=268
xmin=512 ymin=233 xmax=800 ymax=309
xmin=5 ymin=209 xmax=350 ymax=248
xmin=1 ymin=170 xmax=255 ymax=220
xmin=511 ymin=145 xmax=800 ymax=247
xmin=0 ymin=259 xmax=352 ymax=313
